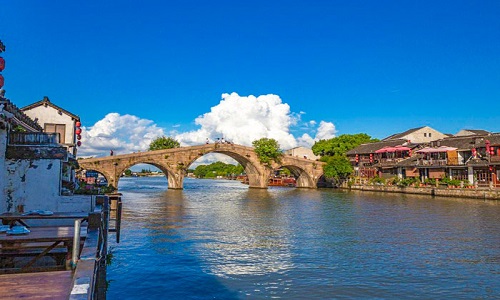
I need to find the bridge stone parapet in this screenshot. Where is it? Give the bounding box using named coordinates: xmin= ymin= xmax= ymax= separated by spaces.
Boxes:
xmin=78 ymin=144 xmax=325 ymax=190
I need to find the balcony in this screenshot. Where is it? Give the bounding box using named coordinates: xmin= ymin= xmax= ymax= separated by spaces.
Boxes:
xmin=416 ymin=159 xmax=447 ymax=167
xmin=6 ymin=133 xmax=68 ymax=160
xmin=8 ymin=132 xmax=60 ymax=146
xmin=491 ymin=156 xmax=500 ymax=162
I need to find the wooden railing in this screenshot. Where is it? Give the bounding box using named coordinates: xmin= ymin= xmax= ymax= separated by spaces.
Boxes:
xmin=8 ymin=132 xmax=60 ymax=145
xmin=416 ymin=159 xmax=448 ymax=166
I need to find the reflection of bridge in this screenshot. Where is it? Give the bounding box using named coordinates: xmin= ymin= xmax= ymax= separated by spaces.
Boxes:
xmin=78 ymin=144 xmax=325 ymax=189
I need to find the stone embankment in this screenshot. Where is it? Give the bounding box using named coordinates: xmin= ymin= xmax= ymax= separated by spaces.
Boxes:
xmin=344 ymin=184 xmax=500 ymax=200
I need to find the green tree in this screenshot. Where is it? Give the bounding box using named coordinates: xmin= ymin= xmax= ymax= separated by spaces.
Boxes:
xmin=313 ymin=133 xmax=378 ymax=181
xmin=321 ymin=156 xmax=353 ymax=179
xmin=193 ymin=162 xmax=244 ymax=178
xmin=149 ymin=136 xmax=180 ymax=151
xmin=124 ymin=169 xmax=132 ymax=176
xmin=252 ymin=138 xmax=283 ymax=166
xmin=312 ymin=133 xmax=378 ymax=157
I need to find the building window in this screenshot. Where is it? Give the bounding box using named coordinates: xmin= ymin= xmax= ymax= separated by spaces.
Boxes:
xmin=429 ymin=133 xmax=432 ymax=137
xmin=424 ymin=133 xmax=427 ymax=137
xmin=44 ymin=124 xmax=66 ymax=143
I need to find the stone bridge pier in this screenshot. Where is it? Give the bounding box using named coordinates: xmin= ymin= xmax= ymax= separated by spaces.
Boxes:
xmin=78 ymin=144 xmax=325 ymax=190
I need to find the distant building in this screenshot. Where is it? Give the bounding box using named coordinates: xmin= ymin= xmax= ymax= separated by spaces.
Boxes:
xmin=455 ymin=129 xmax=491 ymax=137
xmin=382 ymin=126 xmax=447 ymax=143
xmin=346 ymin=125 xmax=500 ymax=188
xmin=284 ymin=146 xmax=320 ymax=160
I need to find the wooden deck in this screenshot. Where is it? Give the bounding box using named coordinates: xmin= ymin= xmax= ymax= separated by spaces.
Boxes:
xmin=0 ymin=270 xmax=72 ymax=299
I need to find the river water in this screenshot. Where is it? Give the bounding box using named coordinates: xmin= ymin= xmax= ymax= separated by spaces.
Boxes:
xmin=107 ymin=177 xmax=500 ymax=299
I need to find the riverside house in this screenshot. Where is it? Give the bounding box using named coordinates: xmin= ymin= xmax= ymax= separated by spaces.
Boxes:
xmin=347 ymin=126 xmax=500 ymax=188
xmin=0 ymin=96 xmax=88 ymax=213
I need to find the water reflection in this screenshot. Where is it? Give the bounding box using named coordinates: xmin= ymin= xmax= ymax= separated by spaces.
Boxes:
xmin=108 ymin=177 xmax=500 ymax=299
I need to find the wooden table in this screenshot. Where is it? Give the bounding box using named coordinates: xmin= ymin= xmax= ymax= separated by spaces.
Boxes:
xmin=0 ymin=270 xmax=72 ymax=299
xmin=0 ymin=226 xmax=87 ymax=271
xmin=0 ymin=212 xmax=89 ymax=228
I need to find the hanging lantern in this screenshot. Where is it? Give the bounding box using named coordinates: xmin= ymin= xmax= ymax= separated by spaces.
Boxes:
xmin=0 ymin=74 xmax=4 ymax=89
xmin=75 ymin=128 xmax=82 ymax=135
xmin=0 ymin=57 xmax=4 ymax=72
xmin=77 ymin=134 xmax=82 ymax=140
xmin=77 ymin=141 xmax=82 ymax=147
xmin=355 ymin=154 xmax=359 ymax=163
xmin=471 ymin=148 xmax=476 ymax=157
xmin=75 ymin=121 xmax=81 ymax=127
xmin=369 ymin=153 xmax=373 ymax=163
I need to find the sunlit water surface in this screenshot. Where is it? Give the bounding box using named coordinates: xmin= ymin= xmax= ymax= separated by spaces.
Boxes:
xmin=107 ymin=177 xmax=500 ymax=299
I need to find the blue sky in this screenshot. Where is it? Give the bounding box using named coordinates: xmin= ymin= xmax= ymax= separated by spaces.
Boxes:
xmin=1 ymin=1 xmax=499 ymax=156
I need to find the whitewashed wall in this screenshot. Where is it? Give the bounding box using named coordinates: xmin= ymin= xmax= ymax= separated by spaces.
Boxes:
xmin=23 ymin=105 xmax=75 ymax=147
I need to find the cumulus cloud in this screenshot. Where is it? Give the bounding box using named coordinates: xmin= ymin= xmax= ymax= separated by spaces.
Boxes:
xmin=175 ymin=93 xmax=299 ymax=149
xmin=315 ymin=121 xmax=337 ymax=140
xmin=78 ymin=113 xmax=165 ymax=157
xmin=296 ymin=121 xmax=336 ymax=147
xmin=77 ymin=93 xmax=337 ymax=164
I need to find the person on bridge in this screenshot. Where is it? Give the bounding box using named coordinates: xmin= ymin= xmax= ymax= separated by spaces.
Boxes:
xmin=110 ymin=150 xmax=114 ymax=156
xmin=206 ymin=138 xmax=210 ymax=144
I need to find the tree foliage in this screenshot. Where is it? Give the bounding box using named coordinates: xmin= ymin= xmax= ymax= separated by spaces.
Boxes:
xmin=193 ymin=162 xmax=244 ymax=178
xmin=312 ymin=133 xmax=378 ymax=157
xmin=313 ymin=133 xmax=378 ymax=180
xmin=320 ymin=156 xmax=353 ymax=179
xmin=149 ymin=136 xmax=180 ymax=151
xmin=252 ymin=138 xmax=283 ymax=166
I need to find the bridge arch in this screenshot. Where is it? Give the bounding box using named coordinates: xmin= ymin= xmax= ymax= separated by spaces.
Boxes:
xmin=183 ymin=145 xmax=269 ymax=189
xmin=78 ymin=143 xmax=324 ymax=190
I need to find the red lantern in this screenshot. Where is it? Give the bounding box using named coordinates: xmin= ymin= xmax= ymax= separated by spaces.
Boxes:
xmin=0 ymin=74 xmax=4 ymax=89
xmin=355 ymin=154 xmax=359 ymax=163
xmin=369 ymin=153 xmax=373 ymax=163
xmin=77 ymin=141 xmax=82 ymax=147
xmin=77 ymin=135 xmax=81 ymax=140
xmin=75 ymin=121 xmax=81 ymax=127
xmin=471 ymin=148 xmax=476 ymax=157
xmin=75 ymin=128 xmax=82 ymax=135
xmin=0 ymin=57 xmax=4 ymax=72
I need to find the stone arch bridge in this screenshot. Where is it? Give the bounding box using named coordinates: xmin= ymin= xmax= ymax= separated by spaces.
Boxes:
xmin=78 ymin=144 xmax=325 ymax=189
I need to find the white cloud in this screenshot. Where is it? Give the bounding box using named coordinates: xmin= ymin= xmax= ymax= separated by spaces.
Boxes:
xmin=78 ymin=113 xmax=164 ymax=157
xmin=175 ymin=93 xmax=299 ymax=150
xmin=77 ymin=93 xmax=338 ymax=164
xmin=315 ymin=121 xmax=337 ymax=140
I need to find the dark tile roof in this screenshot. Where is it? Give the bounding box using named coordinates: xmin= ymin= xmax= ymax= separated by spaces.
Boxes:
xmin=382 ymin=126 xmax=425 ymax=141
xmin=431 ymin=134 xmax=500 ymax=149
xmin=346 ymin=139 xmax=415 ymax=155
xmin=0 ymin=97 xmax=43 ymax=131
xmin=457 ymin=129 xmax=491 ymax=136
xmin=21 ymin=96 xmax=80 ymax=120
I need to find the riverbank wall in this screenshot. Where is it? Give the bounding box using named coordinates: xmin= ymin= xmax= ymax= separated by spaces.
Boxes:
xmin=343 ymin=184 xmax=500 ymax=200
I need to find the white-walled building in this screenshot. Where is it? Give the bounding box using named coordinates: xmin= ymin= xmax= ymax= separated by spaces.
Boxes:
xmin=382 ymin=126 xmax=448 ymax=143
xmin=0 ymin=97 xmax=89 ymax=213
xmin=22 ymin=96 xmax=81 ymax=156
xmin=284 ymin=146 xmax=320 ymax=160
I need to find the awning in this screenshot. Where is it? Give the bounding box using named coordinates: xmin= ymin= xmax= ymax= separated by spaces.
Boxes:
xmin=393 ymin=146 xmax=411 ymax=151
xmin=416 ymin=146 xmax=457 ymax=153
xmin=375 ymin=146 xmax=395 ymax=153
xmin=375 ymin=145 xmax=411 ymax=153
